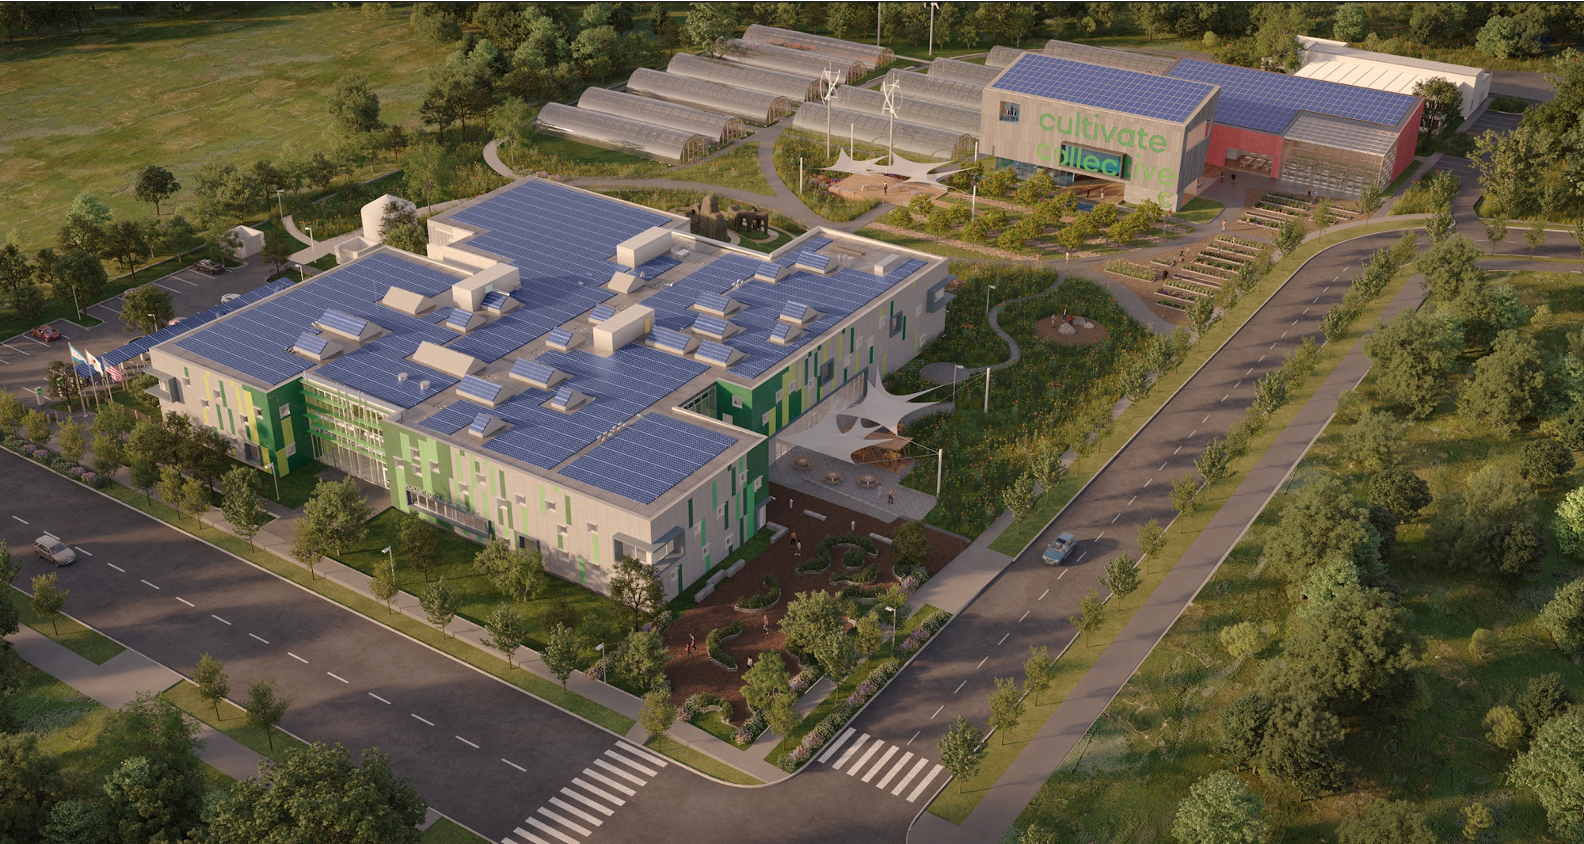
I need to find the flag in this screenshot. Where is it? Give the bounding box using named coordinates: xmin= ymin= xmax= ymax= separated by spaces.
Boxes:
xmin=83 ymin=347 xmax=101 ymax=374
xmin=106 ymin=364 xmax=124 ymax=383
xmin=69 ymin=343 xmax=86 ymax=366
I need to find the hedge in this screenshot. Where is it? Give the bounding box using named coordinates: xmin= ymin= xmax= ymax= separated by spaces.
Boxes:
xmin=734 ymin=573 xmax=781 ymax=610
xmin=706 ymin=619 xmax=744 ymax=669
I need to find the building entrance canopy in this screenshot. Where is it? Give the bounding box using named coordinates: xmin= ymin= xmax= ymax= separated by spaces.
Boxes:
xmin=777 ymin=374 xmax=941 ymax=463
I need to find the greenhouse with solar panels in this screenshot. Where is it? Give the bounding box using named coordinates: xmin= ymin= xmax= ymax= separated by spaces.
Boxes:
xmin=135 ymin=177 xmax=951 ymax=602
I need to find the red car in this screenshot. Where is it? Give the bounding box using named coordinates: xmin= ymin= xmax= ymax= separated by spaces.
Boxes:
xmin=29 ymin=325 xmax=61 ymax=342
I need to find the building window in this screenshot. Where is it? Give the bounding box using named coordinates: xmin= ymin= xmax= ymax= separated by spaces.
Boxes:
xmin=761 ymin=410 xmax=772 ymax=427
xmin=731 ymin=395 xmax=743 ymax=409
xmin=587 ymin=522 xmax=597 ymax=534
xmin=254 ymin=408 xmax=263 ymax=420
xmin=281 ymin=442 xmax=297 ymax=458
xmin=775 ymin=389 xmax=783 ymax=403
xmin=999 ymin=101 xmax=1020 ymax=122
xmin=818 ymin=359 xmax=835 ymax=386
xmin=754 ymin=477 xmax=763 ymax=490
xmin=279 ymin=405 xmax=290 ymax=419
xmin=429 ymin=460 xmax=439 ymax=475
xmin=890 ymin=312 xmax=905 ymax=337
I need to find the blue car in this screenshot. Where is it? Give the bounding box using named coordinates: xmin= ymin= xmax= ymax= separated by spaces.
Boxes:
xmin=1042 ymin=532 xmax=1076 ymax=565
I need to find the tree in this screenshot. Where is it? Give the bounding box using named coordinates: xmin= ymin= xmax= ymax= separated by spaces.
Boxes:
xmin=1220 ymin=621 xmax=1265 ymax=661
xmin=21 ymin=408 xmax=50 ymax=448
xmin=1137 ymin=518 xmax=1166 ymax=560
xmin=1341 ymin=409 xmax=1405 ymax=472
xmin=473 ymin=539 xmax=546 ymax=602
xmin=488 ymin=97 xmax=535 ymax=170
xmin=1170 ymin=771 xmax=1266 ymax=844
xmin=328 ymin=73 xmax=382 ymax=137
xmin=1485 ymin=216 xmax=1509 ymax=254
xmin=128 ymin=450 xmax=160 ymax=505
xmin=208 ymin=743 xmax=426 ymax=843
xmin=543 ymin=623 xmax=581 ymax=689
xmin=1363 ymin=309 xmax=1463 ymax=418
xmin=370 ymin=557 xmax=400 ymax=613
xmin=1558 ymin=487 xmax=1584 ymax=560
xmin=1428 ymin=465 xmax=1538 ymax=576
xmin=0 ymin=733 xmax=63 ymax=842
xmin=9 ymin=280 xmax=43 ymax=324
xmin=480 ymin=604 xmax=528 ymax=667
xmin=1508 ymin=714 xmax=1584 ymax=843
xmin=192 ymin=653 xmax=231 ymax=721
xmin=938 ymin=715 xmax=987 ymax=793
xmin=120 ymin=283 xmax=174 ymax=335
xmin=612 ymin=629 xmax=668 ymax=691
xmin=1101 ymin=554 xmax=1140 ymax=603
xmin=0 ymin=391 xmax=23 ymax=439
xmin=1252 ymin=684 xmax=1345 ymax=795
xmin=1264 ymin=474 xmax=1378 ymax=580
xmin=401 ymin=141 xmax=449 ymax=211
xmin=133 ymin=164 xmax=181 ymax=215
xmin=1485 ymin=704 xmax=1527 ymax=751
xmin=39 ymin=799 xmax=110 ymax=844
xmin=779 ymin=591 xmax=842 ymax=658
xmin=1171 ymin=473 xmax=1201 ymax=515
xmin=1189 ymin=293 xmax=1217 ymax=336
xmin=1358 ymin=180 xmax=1383 ymax=222
xmin=244 ymin=679 xmax=290 ymax=751
xmin=1476 ymin=14 xmax=1524 ymax=59
xmin=101 ymin=218 xmax=153 ymax=279
xmin=1413 ymin=76 xmax=1464 ymax=140
xmin=1002 ymin=471 xmax=1037 ymax=519
xmin=1069 ymin=589 xmax=1106 ymax=644
xmin=219 ymin=465 xmax=266 ymax=548
xmin=609 ymin=556 xmax=663 ymax=622
xmin=682 ymin=1 xmax=734 ymax=51
xmin=812 ymin=629 xmax=855 ymax=680
xmin=1538 ymin=577 xmax=1584 ymax=659
xmin=418 ymin=579 xmax=458 ymax=637
xmin=102 ymin=753 xmax=207 ymax=843
xmin=1337 ymin=799 xmax=1437 ymax=844
xmin=1274 ymin=216 xmax=1306 ymax=254
xmin=987 ymin=677 xmax=1025 ymax=744
xmin=1015 ymin=645 xmax=1053 ymax=707
xmin=56 ymin=418 xmax=86 ymax=464
xmin=1424 ymin=205 xmax=1455 ymax=244
xmin=853 ymin=613 xmax=882 ymax=656
xmin=52 ymin=247 xmax=108 ymax=314
xmin=1288 ymin=580 xmax=1419 ymax=712
xmin=1522 ymin=438 xmax=1576 ymax=487
xmin=640 ymin=686 xmax=676 ymax=741
xmin=29 ymin=573 xmax=68 ymax=634
xmin=1370 ymin=468 xmax=1433 ymax=522
xmin=892 ymin=520 xmax=931 ymax=572
xmin=1525 ymin=221 xmax=1549 ymax=257
xmin=91 ymin=431 xmax=124 ymax=478
xmin=410 ymin=2 xmax=462 ymax=47
xmin=0 ymin=541 xmax=20 ymax=638
xmin=1332 ymin=3 xmax=1367 ymax=41
xmin=1460 ymin=801 xmax=1495 ymax=842
xmin=0 ymin=242 xmax=29 ymax=294
xmin=300 ymin=476 xmax=370 ymax=556
xmin=398 ymin=512 xmax=440 ymax=582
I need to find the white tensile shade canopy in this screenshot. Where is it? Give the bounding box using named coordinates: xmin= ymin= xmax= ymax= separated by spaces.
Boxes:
xmin=778 ymin=376 xmax=940 ymax=464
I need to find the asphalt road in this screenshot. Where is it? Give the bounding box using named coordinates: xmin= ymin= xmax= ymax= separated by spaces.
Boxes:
xmin=0 ymin=449 xmax=651 ymax=844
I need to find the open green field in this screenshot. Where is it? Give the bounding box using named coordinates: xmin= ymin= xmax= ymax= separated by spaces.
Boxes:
xmin=0 ymin=3 xmax=434 ymax=251
xmin=1009 ymin=269 xmax=1584 ymax=842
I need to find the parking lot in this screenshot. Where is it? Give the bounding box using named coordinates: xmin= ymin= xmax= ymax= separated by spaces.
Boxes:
xmin=1463 ymin=107 xmax=1522 ymax=137
xmin=0 ymin=258 xmax=299 ymax=404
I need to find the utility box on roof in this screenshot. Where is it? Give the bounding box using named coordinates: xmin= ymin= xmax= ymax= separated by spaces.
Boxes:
xmin=615 ymin=227 xmax=672 ymax=269
xmin=452 ymin=263 xmax=519 ymax=311
xmin=594 ymin=305 xmax=653 ymax=354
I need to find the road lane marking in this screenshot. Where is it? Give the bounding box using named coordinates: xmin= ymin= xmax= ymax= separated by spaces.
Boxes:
xmin=537 ymin=808 xmax=590 ymax=837
xmin=1292 ymin=319 xmax=1299 ymax=325
xmin=73 ymin=546 xmax=92 ymax=556
xmin=141 ymin=579 xmax=159 ymax=589
xmin=411 ymin=714 xmax=433 ymax=726
xmin=997 ymin=633 xmax=1009 ymax=645
xmin=1246 ymin=368 xmax=1253 ymax=375
xmin=862 ymin=745 xmax=900 ymax=782
xmin=107 ymin=563 xmax=125 ymax=572
xmin=818 ymin=728 xmax=857 ymax=763
xmin=548 ymin=797 xmax=602 ymax=827
xmin=1019 ymin=611 xmax=1029 ymax=622
xmin=877 ymin=751 xmax=916 ymax=788
xmin=1302 ymin=307 xmax=1310 ymax=314
xmin=1173 ymin=447 xmax=1182 ymax=455
xmin=1039 ymin=589 xmax=1049 ymax=600
xmin=10 ymin=516 xmax=26 ymax=524
xmin=503 ymin=758 xmax=527 ymax=772
xmin=1201 ymin=414 xmax=1209 ymax=423
xmin=1096 ymin=532 xmax=1104 ymax=540
xmin=456 ymin=736 xmax=479 ymax=749
xmin=572 ymin=776 xmax=627 ymax=805
xmin=212 ymin=615 xmax=230 ymax=625
xmin=1281 ymin=331 xmax=1288 ymax=338
xmin=931 ymin=705 xmax=944 ymax=719
xmin=1159 ymin=461 xmax=1168 ymax=471
xmin=615 ymin=741 xmax=669 ymax=768
xmin=907 ymin=731 xmax=919 ymax=746
xmin=1111 ymin=513 xmax=1120 ymax=523
xmin=1128 ymin=496 xmax=1137 ymax=506
xmin=582 ymin=768 xmax=636 ymax=796
xmin=604 ymin=749 xmax=657 ymax=777
xmin=560 ymin=787 xmax=614 ymax=816
xmin=289 ymin=653 xmax=308 ymax=664
xmin=832 ymin=734 xmax=870 ymax=769
xmin=846 ymin=741 xmax=883 ymax=777
xmin=975 ymin=656 xmax=988 ymax=669
xmin=249 ymin=633 xmax=269 ymax=644
xmin=1234 ymin=381 xmax=1242 ymax=389
xmin=369 ymin=693 xmax=390 ymax=704
xmin=953 ymin=680 xmax=966 ymax=694
xmin=1222 ymin=394 xmax=1229 ymax=402
xmin=2 ymin=344 xmax=29 ymax=356
xmin=892 ymin=757 xmax=932 ymax=796
xmin=1188 ymin=429 xmax=1197 ymax=438
xmin=1143 ymin=478 xmax=1152 ymax=488
xmin=593 ymin=758 xmax=646 ymax=786
xmin=907 ymin=765 xmax=945 ymax=802
xmin=327 ymin=672 xmax=348 ymax=684
xmin=1061 ymin=565 xmax=1072 ymax=574
xmin=176 ymin=597 xmax=194 ymax=607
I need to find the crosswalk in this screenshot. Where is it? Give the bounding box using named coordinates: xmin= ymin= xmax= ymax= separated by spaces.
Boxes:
xmin=817 ymin=728 xmax=945 ymax=802
xmin=501 ymin=742 xmax=669 ymax=844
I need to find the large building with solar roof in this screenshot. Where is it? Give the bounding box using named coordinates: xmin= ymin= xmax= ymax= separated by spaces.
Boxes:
xmin=977 ymin=43 xmax=1429 ymax=207
xmin=144 ymin=178 xmax=950 ymax=601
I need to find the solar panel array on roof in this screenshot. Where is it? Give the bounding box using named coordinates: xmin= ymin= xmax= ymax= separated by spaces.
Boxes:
xmin=549 ymin=385 xmax=576 ymax=410
xmin=589 ymin=304 xmax=616 ymax=323
xmin=793 ymin=251 xmax=831 ymax=272
xmin=546 ymin=327 xmax=574 ymax=348
xmin=769 ymin=322 xmax=794 ymax=342
xmin=650 ymin=326 xmax=692 ymax=353
xmin=1167 ymin=58 xmax=1416 ymax=134
xmin=635 ymin=254 xmax=681 ymax=280
xmin=694 ymin=292 xmax=732 ymax=314
xmin=292 ymin=332 xmax=330 ymax=356
xmin=456 ymin=375 xmax=504 ymax=405
xmin=560 ymin=414 xmax=736 ymax=505
xmin=992 ymin=53 xmax=1214 ymax=123
xmin=467 ymin=412 xmax=494 ymax=435
xmin=100 ymin=278 xmax=295 ymax=369
xmin=319 ymin=309 xmax=369 ymax=337
xmin=691 ymin=314 xmax=731 ymax=337
xmin=780 ymin=301 xmax=815 ymax=322
xmin=174 ymin=254 xmax=460 ymax=407
xmin=696 ymin=340 xmax=735 ymax=366
xmin=438 ymin=308 xmax=473 ymax=330
xmin=480 ymin=291 xmax=509 ymax=311
xmin=751 ymin=260 xmax=783 ymax=280
xmin=510 ymin=358 xmax=558 ymax=386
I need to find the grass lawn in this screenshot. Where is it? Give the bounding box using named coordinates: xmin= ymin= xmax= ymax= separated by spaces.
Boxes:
xmin=96 ymin=483 xmax=636 ymax=736
xmin=773 ymin=130 xmax=886 ymax=223
xmin=507 ymin=131 xmax=669 ymax=180
xmin=669 ymin=142 xmax=776 ymax=196
xmin=308 ymin=253 xmax=339 ymax=271
xmin=250 ymin=216 xmax=309 ymax=253
xmin=422 ymin=819 xmax=491 ymax=844
xmin=334 ymin=509 xmax=635 ymax=659
xmin=731 ymin=224 xmax=797 ymax=254
xmin=238 ymin=456 xmax=326 ymax=510
xmin=163 ymin=678 xmax=308 ymax=766
xmin=930 ymin=263 xmax=1419 ymax=823
xmin=1005 ymin=270 xmax=1582 ymax=843
xmin=645 ymin=734 xmax=764 ymax=786
xmin=1174 ymin=196 xmax=1224 ymax=224
xmin=0 ymin=4 xmax=440 ymax=253
xmin=856 ymin=225 xmax=1019 ymax=261
xmin=1385 ymin=159 xmax=1425 ymax=201
xmin=8 ymin=588 xmax=126 ymax=665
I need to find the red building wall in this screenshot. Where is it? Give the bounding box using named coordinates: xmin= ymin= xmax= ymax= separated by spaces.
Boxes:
xmin=1206 ymin=124 xmax=1286 ymax=177
xmin=1390 ymin=99 xmax=1425 ymax=182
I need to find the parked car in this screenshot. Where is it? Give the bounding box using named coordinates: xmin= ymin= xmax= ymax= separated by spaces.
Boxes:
xmin=194 ymin=259 xmax=225 ymax=275
xmin=1041 ymin=532 xmax=1077 ymax=565
xmin=29 ymin=325 xmax=61 ymax=342
xmin=33 ymin=534 xmax=76 ymax=566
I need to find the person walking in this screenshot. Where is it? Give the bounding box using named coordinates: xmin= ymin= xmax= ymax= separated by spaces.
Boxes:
xmin=794 ymin=538 xmax=803 ymax=555
xmin=687 ymin=633 xmax=696 ymax=654
xmin=1221 ymin=219 xmax=1227 ymax=232
xmin=763 ymin=614 xmax=771 ymax=634
xmin=887 ymin=488 xmax=896 ymax=506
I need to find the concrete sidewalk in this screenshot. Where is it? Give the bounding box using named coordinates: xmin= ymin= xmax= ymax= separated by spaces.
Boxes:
xmin=8 ymin=622 xmax=263 ymax=781
xmin=909 ymin=275 xmax=1428 ymax=844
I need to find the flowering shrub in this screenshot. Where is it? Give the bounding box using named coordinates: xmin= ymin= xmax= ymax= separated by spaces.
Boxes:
xmin=829 ymin=564 xmax=876 ymax=585
xmin=583 ymin=656 xmax=608 ymax=680
xmin=844 ymin=661 xmax=898 ymax=708
xmin=680 ymin=692 xmax=733 ymax=724
xmin=733 ymin=710 xmax=767 ymax=747
xmin=788 ymin=667 xmax=822 ymax=696
xmin=899 ymin=610 xmax=953 ymax=655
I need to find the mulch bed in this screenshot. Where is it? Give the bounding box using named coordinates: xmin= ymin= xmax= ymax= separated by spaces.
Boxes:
xmin=660 ymin=483 xmax=967 ymax=723
xmin=1034 ymin=315 xmax=1109 ymax=346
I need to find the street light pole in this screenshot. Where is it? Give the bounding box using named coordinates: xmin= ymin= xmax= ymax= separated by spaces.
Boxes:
xmin=276 ymin=188 xmax=286 ymax=218
xmin=595 ymin=642 xmax=606 ymax=682
xmin=928 ymin=2 xmax=937 ymax=56
xmin=935 ymin=446 xmax=943 ymax=497
xmin=985 ymin=283 xmax=996 ymax=313
xmin=885 ymin=605 xmax=897 ymax=650
xmin=984 ymin=367 xmax=991 ymax=414
xmin=264 ymin=461 xmax=281 ymax=502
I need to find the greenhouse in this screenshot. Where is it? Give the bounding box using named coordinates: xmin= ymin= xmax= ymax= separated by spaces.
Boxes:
xmin=579 ymin=86 xmax=747 ymax=144
xmin=742 ymin=24 xmax=895 ymax=71
xmin=882 ymin=69 xmax=985 ymax=111
xmin=829 ymin=85 xmax=981 ymax=137
xmin=927 ymin=57 xmax=1002 ymax=86
xmin=534 ymin=102 xmax=710 ymax=163
xmin=1041 ymin=40 xmax=1178 ymax=75
xmin=985 ymin=45 xmax=1031 ymax=69
xmin=668 ymin=52 xmax=820 ymax=101
xmin=792 ymin=103 xmax=973 ymax=161
xmin=718 ymin=39 xmax=865 ymax=84
xmin=626 ymin=68 xmax=795 ymax=124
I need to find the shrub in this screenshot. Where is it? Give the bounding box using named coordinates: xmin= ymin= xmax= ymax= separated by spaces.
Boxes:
xmin=706 ymin=619 xmax=743 ymax=669
xmin=734 ymin=574 xmax=781 ymax=610
xmin=679 ymin=692 xmax=733 ymax=725
xmin=842 ymin=549 xmax=865 ymax=569
xmin=733 ymin=710 xmax=768 ymax=747
xmin=830 ymin=564 xmax=877 ymax=585
xmin=1519 ymin=438 xmax=1575 ymax=487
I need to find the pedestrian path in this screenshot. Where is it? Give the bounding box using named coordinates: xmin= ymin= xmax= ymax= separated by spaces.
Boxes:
xmin=501 ymin=741 xmax=670 ymax=844
xmin=818 ymin=728 xmax=944 ymax=803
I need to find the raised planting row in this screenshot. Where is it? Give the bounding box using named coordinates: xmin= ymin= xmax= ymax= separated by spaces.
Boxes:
xmin=1157 ymin=295 xmax=1191 ymax=310
xmin=1240 ymin=214 xmax=1282 ymax=229
xmin=734 ymin=573 xmax=782 ymax=611
xmin=1181 ymin=262 xmax=1235 ymax=280
xmin=794 ymin=533 xmax=879 ymax=574
xmin=1104 ymin=259 xmax=1157 ymax=281
xmin=707 ymin=619 xmax=744 ymax=670
xmin=1166 ymin=278 xmax=1221 ymax=297
xmin=1215 ymin=234 xmax=1268 ymax=251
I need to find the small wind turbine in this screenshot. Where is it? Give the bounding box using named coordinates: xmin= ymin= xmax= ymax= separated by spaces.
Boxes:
xmin=822 ymin=64 xmax=841 ymax=159
xmin=881 ymin=78 xmax=902 ymax=166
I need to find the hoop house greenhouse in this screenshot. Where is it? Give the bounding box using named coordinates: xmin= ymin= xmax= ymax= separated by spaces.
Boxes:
xmin=882 ymin=70 xmax=985 ymax=111
xmin=830 ymin=86 xmax=981 ymax=137
xmin=927 ymin=57 xmax=1002 ymax=86
xmin=534 ymin=103 xmax=710 ymax=163
xmin=742 ymin=24 xmax=895 ymax=71
xmin=985 ymin=45 xmax=1031 ymax=68
xmin=626 ymin=68 xmax=795 ymax=124
xmin=579 ymin=87 xmax=747 ymax=144
xmin=718 ymin=39 xmax=865 ymax=84
xmin=668 ymin=53 xmax=820 ymax=101
xmin=792 ymin=104 xmax=973 ymax=161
